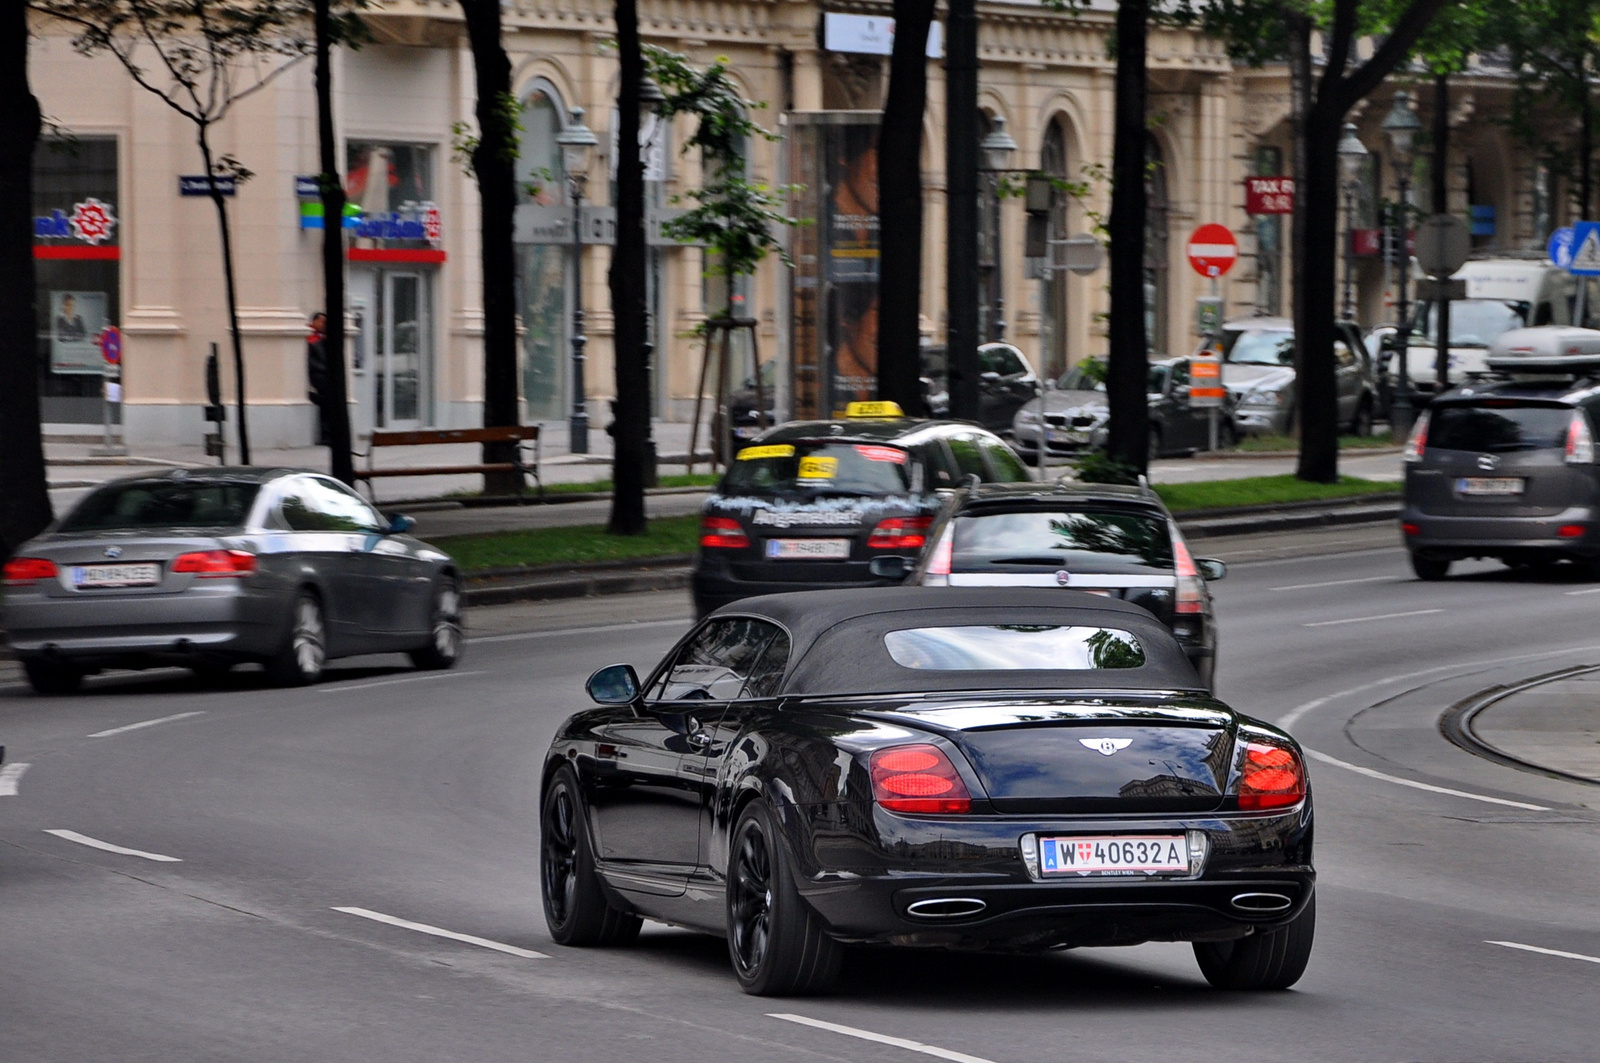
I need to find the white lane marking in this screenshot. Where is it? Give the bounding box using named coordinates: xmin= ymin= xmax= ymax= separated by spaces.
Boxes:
xmin=1565 ymin=588 xmax=1600 ymax=596
xmin=44 ymin=829 xmax=183 ymax=862
xmin=1303 ymin=608 xmax=1442 ymax=628
xmin=1304 ymin=749 xmax=1549 ymax=812
xmin=318 ymin=670 xmax=485 ymax=694
xmin=1231 ymin=546 xmax=1402 ymax=569
xmin=0 ymin=763 xmax=30 ymax=796
xmin=1269 ymin=574 xmax=1395 ymax=592
xmin=768 ymin=1014 xmax=998 ymax=1063
xmin=332 ymin=906 xmax=547 ymax=958
xmin=88 ymin=711 xmax=206 ymax=738
xmin=1277 ymin=643 xmax=1600 ymax=730
xmin=469 ymin=617 xmax=691 ymax=644
xmin=1488 ymin=940 xmax=1600 ymax=965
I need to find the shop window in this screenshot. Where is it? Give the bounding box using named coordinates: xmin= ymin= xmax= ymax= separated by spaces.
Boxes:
xmin=345 ymin=142 xmax=436 ymax=246
xmin=1039 ymin=116 xmax=1072 ymax=378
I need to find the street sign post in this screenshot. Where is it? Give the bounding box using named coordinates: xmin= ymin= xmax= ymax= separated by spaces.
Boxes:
xmin=1568 ymin=221 xmax=1600 ymax=276
xmin=1186 ymin=224 xmax=1238 ymax=278
xmin=91 ymin=325 xmax=127 ymax=457
xmin=1414 ymin=215 xmax=1470 ymax=278
xmin=1189 ymin=354 xmax=1226 ymax=451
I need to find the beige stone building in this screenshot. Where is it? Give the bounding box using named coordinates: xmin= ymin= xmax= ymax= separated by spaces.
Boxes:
xmin=29 ymin=0 xmax=1546 ymax=447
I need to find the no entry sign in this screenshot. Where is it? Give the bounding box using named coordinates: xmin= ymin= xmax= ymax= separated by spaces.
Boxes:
xmin=1187 ymin=224 xmax=1238 ymax=278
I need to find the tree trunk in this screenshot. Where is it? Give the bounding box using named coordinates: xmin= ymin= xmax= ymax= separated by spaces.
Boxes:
xmin=1432 ymin=72 xmax=1451 ymax=388
xmin=460 ymin=0 xmax=520 ymax=493
xmin=1294 ymin=102 xmax=1342 ymax=483
xmin=876 ymin=0 xmax=934 ymax=415
xmin=1106 ymin=0 xmax=1149 ymax=474
xmin=197 ymin=129 xmax=251 ymax=465
xmin=944 ymin=0 xmax=980 ymax=421
xmin=0 ymin=0 xmax=50 ymax=556
xmin=1581 ymin=52 xmax=1593 ymax=220
xmin=608 ymin=0 xmax=649 ymax=535
xmin=315 ymin=0 xmax=354 ymax=485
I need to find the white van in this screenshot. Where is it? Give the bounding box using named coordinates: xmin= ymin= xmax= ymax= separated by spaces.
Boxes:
xmin=1401 ymin=258 xmax=1598 ymax=394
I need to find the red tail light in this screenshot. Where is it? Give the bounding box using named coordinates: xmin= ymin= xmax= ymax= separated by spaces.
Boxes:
xmin=925 ymin=528 xmax=953 ymax=579
xmin=1172 ymin=535 xmax=1205 ymax=615
xmin=3 ymin=557 xmax=58 ymax=586
xmin=1401 ymin=522 xmax=1421 ymax=536
xmin=1559 ymin=524 xmax=1586 ymax=539
xmin=1404 ymin=410 xmax=1430 ymax=463
xmin=870 ymin=744 xmax=972 ymax=814
xmin=1238 ymin=740 xmax=1306 ymax=811
xmin=171 ymin=549 xmax=257 ymax=577
xmin=868 ymin=516 xmax=933 ymax=550
xmin=699 ymin=516 xmax=749 ymax=549
xmin=1568 ymin=411 xmax=1596 ymax=465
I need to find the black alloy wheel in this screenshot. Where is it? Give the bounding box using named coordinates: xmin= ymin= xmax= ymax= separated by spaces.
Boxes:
xmin=1409 ymin=552 xmax=1451 ymax=581
xmin=1193 ymin=891 xmax=1315 ymax=990
xmin=726 ymin=802 xmax=841 ymax=996
xmin=540 ymin=767 xmax=641 ymax=947
xmin=23 ymin=659 xmax=82 ymax=696
xmin=266 ymin=592 xmax=326 ymax=687
xmin=410 ymin=578 xmax=463 ymax=670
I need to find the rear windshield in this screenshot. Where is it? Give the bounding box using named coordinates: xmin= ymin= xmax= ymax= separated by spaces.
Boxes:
xmin=884 ymin=625 xmax=1146 ymax=670
xmin=1429 ymin=404 xmax=1572 ymax=453
xmin=951 ymin=509 xmax=1173 ymax=575
xmin=60 ymin=480 xmax=260 ymax=532
xmin=721 ymin=441 xmax=912 ymax=498
xmin=1414 ymin=299 xmax=1529 ymax=348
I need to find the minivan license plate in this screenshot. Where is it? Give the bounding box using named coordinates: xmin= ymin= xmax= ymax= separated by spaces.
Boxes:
xmin=1039 ymin=834 xmax=1189 ymax=876
xmin=71 ymin=563 xmax=161 ymax=588
xmin=766 ymin=538 xmax=850 ymax=560
xmin=1456 ymin=477 xmax=1524 ymax=496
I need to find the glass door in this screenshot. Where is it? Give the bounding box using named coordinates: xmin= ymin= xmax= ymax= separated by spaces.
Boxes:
xmin=375 ymin=270 xmax=430 ymax=429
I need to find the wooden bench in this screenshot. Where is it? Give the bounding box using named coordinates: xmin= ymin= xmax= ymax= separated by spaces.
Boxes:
xmin=353 ymin=425 xmax=543 ymax=500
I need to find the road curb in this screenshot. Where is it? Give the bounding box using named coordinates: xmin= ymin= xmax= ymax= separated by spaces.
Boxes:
xmin=1177 ymin=499 xmax=1401 ymax=539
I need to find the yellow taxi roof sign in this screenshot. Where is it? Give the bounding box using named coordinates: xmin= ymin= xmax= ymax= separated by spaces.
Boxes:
xmin=843 ymin=400 xmax=905 ymax=419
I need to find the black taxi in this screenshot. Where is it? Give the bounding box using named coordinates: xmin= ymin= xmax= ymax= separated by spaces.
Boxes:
xmin=692 ymin=402 xmax=1033 ymax=616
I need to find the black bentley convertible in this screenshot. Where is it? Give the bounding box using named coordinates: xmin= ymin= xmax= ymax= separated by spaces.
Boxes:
xmin=540 ymin=588 xmax=1314 ymax=995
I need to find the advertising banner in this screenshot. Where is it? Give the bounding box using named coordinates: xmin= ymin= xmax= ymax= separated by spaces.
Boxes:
xmin=50 ymin=290 xmax=109 ymax=374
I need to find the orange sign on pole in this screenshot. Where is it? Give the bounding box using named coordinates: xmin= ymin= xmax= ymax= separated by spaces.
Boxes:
xmin=1189 ymin=357 xmax=1225 ymax=406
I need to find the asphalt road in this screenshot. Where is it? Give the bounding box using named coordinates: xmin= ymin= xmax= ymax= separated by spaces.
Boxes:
xmin=6 ymin=523 xmax=1600 ymax=1062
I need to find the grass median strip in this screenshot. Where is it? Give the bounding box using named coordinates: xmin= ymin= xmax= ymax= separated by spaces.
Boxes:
xmin=1154 ymin=474 xmax=1398 ymax=512
xmin=1232 ymin=433 xmax=1398 ymax=452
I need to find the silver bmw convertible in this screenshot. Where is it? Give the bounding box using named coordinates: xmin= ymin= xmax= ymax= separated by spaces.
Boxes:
xmin=3 ymin=468 xmax=462 ymax=695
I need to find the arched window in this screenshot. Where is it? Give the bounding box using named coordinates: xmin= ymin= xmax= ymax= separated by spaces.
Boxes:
xmin=517 ymin=82 xmax=568 ymax=421
xmin=1145 ymin=136 xmax=1169 ymax=356
xmin=1040 ymin=116 xmax=1072 ymax=376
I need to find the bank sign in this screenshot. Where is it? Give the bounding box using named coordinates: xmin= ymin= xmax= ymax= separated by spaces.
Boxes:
xmin=34 ymin=197 xmax=118 ymax=244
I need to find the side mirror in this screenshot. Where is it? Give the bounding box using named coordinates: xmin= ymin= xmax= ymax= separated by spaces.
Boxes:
xmin=586 ymin=663 xmax=642 ymax=705
xmin=1196 ymin=558 xmax=1227 ymax=581
xmin=384 ymin=513 xmax=415 ymax=535
xmin=869 ymin=555 xmax=911 ymax=580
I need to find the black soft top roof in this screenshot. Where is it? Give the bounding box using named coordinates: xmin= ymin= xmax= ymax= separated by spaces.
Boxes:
xmin=716 ymin=587 xmax=1201 ymax=696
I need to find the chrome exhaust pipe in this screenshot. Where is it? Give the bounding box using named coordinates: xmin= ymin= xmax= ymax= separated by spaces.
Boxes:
xmin=906 ymin=897 xmax=987 ymax=919
xmin=1230 ymin=892 xmax=1292 ymax=913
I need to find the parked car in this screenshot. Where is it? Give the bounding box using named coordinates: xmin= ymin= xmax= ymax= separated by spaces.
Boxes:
xmin=1214 ymin=317 xmax=1376 ymax=437
xmin=1 ymin=468 xmax=462 ymax=693
xmin=692 ymin=403 xmax=1032 ymax=616
xmin=919 ymin=341 xmax=1039 ymax=434
xmin=1401 ymin=325 xmax=1600 ymax=580
xmin=904 ymin=479 xmax=1225 ymax=687
xmin=1012 ymin=356 xmax=1232 ymax=461
xmin=542 ymin=587 xmax=1314 ymax=995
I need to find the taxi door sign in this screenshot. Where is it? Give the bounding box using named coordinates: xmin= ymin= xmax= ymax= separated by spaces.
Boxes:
xmin=1189 ymin=357 xmax=1225 ymax=407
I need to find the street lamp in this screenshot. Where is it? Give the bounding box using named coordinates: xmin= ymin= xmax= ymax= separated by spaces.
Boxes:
xmin=1382 ymin=90 xmax=1422 ymax=439
xmin=556 ymin=106 xmax=598 ymax=454
xmin=978 ymin=115 xmax=1018 ymax=340
xmin=1337 ymin=122 xmax=1368 ymax=322
xmin=638 ymin=76 xmax=665 ymax=484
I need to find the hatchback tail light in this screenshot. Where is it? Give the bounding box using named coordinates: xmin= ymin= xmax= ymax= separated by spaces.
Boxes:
xmin=868 ymin=516 xmax=933 ymax=550
xmin=1172 ymin=535 xmax=1205 ymax=615
xmin=3 ymin=557 xmax=58 ymax=586
xmin=1403 ymin=410 xmax=1430 ymax=463
xmin=1567 ymin=411 xmax=1595 ymax=465
xmin=1237 ymin=740 xmax=1306 ymax=811
xmin=922 ymin=527 xmax=954 ymax=585
xmin=171 ymin=549 xmax=257 ymax=577
xmin=699 ymin=516 xmax=749 ymax=549
xmin=870 ymin=744 xmax=972 ymax=814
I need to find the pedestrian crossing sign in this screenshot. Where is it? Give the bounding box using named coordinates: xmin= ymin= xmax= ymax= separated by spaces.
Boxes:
xmin=1569 ymin=222 xmax=1600 ymax=276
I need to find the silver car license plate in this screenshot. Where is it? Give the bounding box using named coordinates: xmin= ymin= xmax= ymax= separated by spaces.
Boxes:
xmin=71 ymin=563 xmax=161 ymax=588
xmin=1047 ymin=429 xmax=1089 ymax=444
xmin=1456 ymin=477 xmax=1524 ymax=496
xmin=766 ymin=538 xmax=850 ymax=560
xmin=1039 ymin=834 xmax=1189 ymax=876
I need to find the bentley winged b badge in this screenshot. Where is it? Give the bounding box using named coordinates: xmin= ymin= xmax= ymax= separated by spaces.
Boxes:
xmin=1080 ymin=737 xmax=1134 ymax=756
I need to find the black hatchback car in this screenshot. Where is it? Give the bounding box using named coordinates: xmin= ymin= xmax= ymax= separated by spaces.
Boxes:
xmin=1402 ymin=364 xmax=1600 ymax=579
xmin=903 ymin=480 xmax=1225 ymax=688
xmin=691 ymin=405 xmax=1032 ymax=616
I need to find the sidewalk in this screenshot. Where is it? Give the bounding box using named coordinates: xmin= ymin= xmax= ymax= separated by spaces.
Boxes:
xmin=1464 ymin=669 xmax=1600 ymax=785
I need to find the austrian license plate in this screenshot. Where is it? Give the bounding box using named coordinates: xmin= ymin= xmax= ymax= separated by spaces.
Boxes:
xmin=70 ymin=563 xmax=161 ymax=588
xmin=1456 ymin=477 xmax=1525 ymax=496
xmin=766 ymin=538 xmax=851 ymax=560
xmin=1039 ymin=834 xmax=1189 ymax=876
xmin=1047 ymin=429 xmax=1089 ymax=444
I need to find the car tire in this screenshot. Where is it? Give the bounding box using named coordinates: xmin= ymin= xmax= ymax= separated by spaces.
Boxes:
xmin=1351 ymin=397 xmax=1374 ymax=437
xmin=540 ymin=766 xmax=642 ymax=947
xmin=266 ymin=592 xmax=326 ymax=687
xmin=409 ymin=578 xmax=463 ymax=671
xmin=726 ymin=800 xmax=841 ymax=996
xmin=1410 ymin=552 xmax=1451 ymax=581
xmin=23 ymin=659 xmax=82 ymax=696
xmin=1193 ymin=891 xmax=1315 ymax=990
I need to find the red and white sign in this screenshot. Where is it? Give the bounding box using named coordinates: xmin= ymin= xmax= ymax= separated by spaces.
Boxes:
xmin=1187 ymin=224 xmax=1237 ymax=278
xmin=1244 ymin=177 xmax=1295 ymax=215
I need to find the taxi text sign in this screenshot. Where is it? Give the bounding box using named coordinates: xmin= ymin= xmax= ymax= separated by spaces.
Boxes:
xmin=1187 ymin=224 xmax=1238 ymax=278
xmin=1188 ymin=357 xmax=1225 ymax=407
xmin=1244 ymin=177 xmax=1294 ymax=215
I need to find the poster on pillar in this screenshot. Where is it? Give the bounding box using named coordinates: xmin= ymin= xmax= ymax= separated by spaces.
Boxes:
xmin=787 ymin=112 xmax=881 ymax=421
